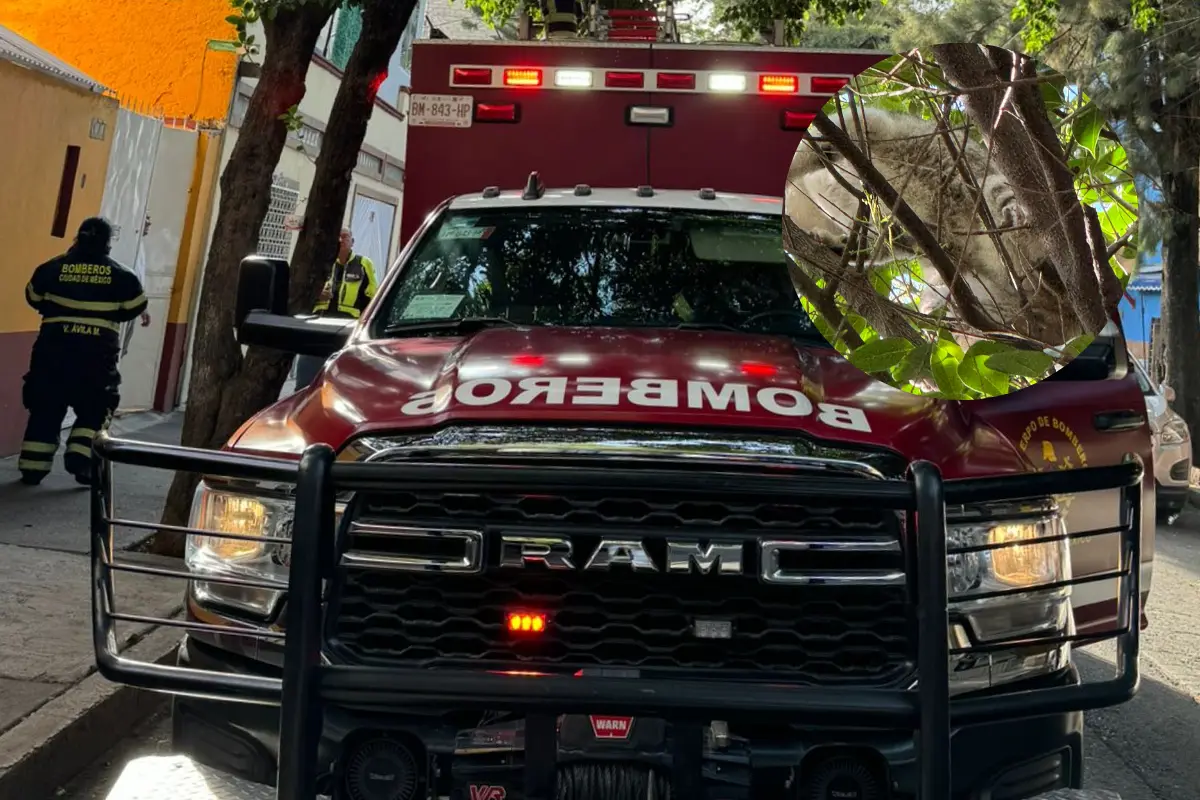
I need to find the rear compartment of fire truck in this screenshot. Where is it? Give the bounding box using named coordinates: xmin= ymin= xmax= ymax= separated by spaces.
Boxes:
xmin=92 ymin=4 xmax=1140 ymax=799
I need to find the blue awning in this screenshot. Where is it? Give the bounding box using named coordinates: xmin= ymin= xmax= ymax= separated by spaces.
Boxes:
xmin=1128 ymin=274 xmax=1162 ymax=292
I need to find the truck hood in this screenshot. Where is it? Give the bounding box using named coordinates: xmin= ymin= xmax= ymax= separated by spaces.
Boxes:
xmin=230 ymin=327 xmax=1024 ymax=475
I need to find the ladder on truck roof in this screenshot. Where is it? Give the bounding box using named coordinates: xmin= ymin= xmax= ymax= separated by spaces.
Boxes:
xmin=519 ymin=0 xmax=688 ymax=43
xmin=588 ymin=1 xmax=680 ymax=42
xmin=519 ymin=1 xmax=790 ymax=45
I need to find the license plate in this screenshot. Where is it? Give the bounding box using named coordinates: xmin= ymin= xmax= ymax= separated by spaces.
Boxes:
xmin=409 ymin=93 xmax=474 ymax=128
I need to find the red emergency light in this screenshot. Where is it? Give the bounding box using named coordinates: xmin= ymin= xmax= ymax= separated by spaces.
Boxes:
xmin=476 ymin=103 xmax=519 ymax=123
xmin=452 ymin=66 xmax=492 ymax=86
xmin=810 ymin=76 xmax=850 ymax=94
xmin=759 ymin=74 xmax=799 ymax=94
xmin=446 ymin=64 xmax=856 ymax=97
xmin=511 ymin=354 xmax=545 ymax=367
xmin=503 ymin=68 xmax=543 ymax=87
xmin=507 ymin=611 xmax=547 ymax=634
xmin=741 ymin=362 xmax=778 ymax=378
xmin=656 ymin=72 xmax=696 ymax=91
xmin=781 ymin=110 xmax=817 ymax=131
xmin=605 ymin=71 xmax=645 ymax=89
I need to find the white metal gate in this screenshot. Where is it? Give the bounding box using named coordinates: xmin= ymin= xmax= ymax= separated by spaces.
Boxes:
xmin=258 ymin=174 xmax=301 ymax=259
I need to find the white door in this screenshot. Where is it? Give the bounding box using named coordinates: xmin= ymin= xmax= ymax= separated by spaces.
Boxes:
xmin=117 ymin=128 xmax=197 ymax=411
xmin=91 ymin=108 xmax=162 ymax=424
xmin=349 ymin=192 xmax=398 ymax=277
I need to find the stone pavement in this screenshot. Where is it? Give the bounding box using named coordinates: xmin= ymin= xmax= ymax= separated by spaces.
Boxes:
xmin=0 ymin=411 xmax=186 ymax=800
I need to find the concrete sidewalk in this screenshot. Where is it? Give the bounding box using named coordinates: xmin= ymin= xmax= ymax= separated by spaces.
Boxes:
xmin=0 ymin=411 xmax=186 ymax=800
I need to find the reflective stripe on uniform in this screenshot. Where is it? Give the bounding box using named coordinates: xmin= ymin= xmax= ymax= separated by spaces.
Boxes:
xmin=43 ymin=316 xmax=121 ymax=332
xmin=67 ymin=426 xmax=96 ymax=458
xmin=38 ymin=292 xmax=147 ymax=313
xmin=314 ymin=255 xmax=376 ymax=318
xmin=18 ymin=437 xmax=56 ymax=473
xmin=26 ymin=283 xmax=44 ymax=304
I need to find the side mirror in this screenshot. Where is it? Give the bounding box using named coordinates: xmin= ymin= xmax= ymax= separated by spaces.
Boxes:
xmin=235 ymin=256 xmax=290 ymax=325
xmin=1163 ymin=384 xmax=1177 ymax=403
xmin=234 ymin=256 xmax=352 ymax=358
xmin=1045 ymin=337 xmax=1127 ymax=382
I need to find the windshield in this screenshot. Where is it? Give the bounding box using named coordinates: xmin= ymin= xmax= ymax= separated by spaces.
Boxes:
xmin=372 ymin=206 xmax=823 ymax=342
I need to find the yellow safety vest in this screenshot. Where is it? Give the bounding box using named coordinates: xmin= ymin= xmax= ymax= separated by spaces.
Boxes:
xmin=313 ymin=253 xmax=378 ymax=319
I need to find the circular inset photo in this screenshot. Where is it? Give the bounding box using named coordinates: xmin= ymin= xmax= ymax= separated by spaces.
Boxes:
xmin=784 ymin=44 xmax=1137 ymax=399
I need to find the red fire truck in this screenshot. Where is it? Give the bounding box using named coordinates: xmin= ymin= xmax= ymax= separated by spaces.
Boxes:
xmin=93 ymin=8 xmax=1148 ymax=800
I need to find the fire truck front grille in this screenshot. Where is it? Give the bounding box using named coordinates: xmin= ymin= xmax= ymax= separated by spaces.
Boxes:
xmin=325 ymin=488 xmax=914 ymax=684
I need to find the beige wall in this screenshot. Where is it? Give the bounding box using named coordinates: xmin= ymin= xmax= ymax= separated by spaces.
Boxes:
xmin=0 ymin=60 xmax=118 ymax=334
xmin=0 ymin=59 xmax=118 ymax=455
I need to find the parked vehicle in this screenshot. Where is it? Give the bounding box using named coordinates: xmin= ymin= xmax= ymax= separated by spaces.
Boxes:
xmin=92 ymin=18 xmax=1150 ymax=800
xmin=1130 ymin=357 xmax=1192 ymax=520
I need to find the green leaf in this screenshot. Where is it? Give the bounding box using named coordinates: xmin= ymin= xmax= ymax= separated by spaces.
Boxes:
xmin=225 ymin=14 xmax=243 ymax=24
xmin=848 ymin=337 xmax=914 ymax=374
xmin=985 ymin=349 xmax=1055 ymax=379
xmin=959 ymin=341 xmax=1012 ymax=396
xmin=930 ymin=340 xmax=966 ymax=397
xmin=1071 ymin=105 xmax=1104 ymax=156
xmin=893 ymin=342 xmax=933 ymax=384
xmin=845 ymin=312 xmax=874 ymax=341
xmin=1062 ymin=334 xmax=1095 ymax=359
xmin=1039 ymin=76 xmax=1065 ymax=109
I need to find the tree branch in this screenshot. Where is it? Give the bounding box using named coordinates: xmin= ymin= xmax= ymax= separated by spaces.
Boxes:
xmin=809 ymin=110 xmax=999 ymax=332
xmin=783 ymin=214 xmax=921 ymax=345
xmin=931 ymin=43 xmax=1112 ymax=336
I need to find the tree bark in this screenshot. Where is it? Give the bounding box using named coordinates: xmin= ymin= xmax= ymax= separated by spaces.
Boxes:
xmin=288 ymin=0 xmax=419 ymax=315
xmin=1161 ymin=161 xmax=1200 ymax=453
xmin=153 ymin=3 xmax=334 ymax=556
xmin=931 ymin=43 xmax=1113 ymax=338
xmin=208 ymin=0 xmax=422 ymax=464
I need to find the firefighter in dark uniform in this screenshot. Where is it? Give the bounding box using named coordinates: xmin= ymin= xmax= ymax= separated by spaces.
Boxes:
xmin=18 ymin=217 xmax=148 ymax=486
xmin=293 ymin=227 xmax=378 ymax=389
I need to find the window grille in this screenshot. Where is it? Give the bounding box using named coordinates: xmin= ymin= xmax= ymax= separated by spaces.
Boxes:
xmin=357 ymin=150 xmax=384 ymax=177
xmin=257 ymin=175 xmax=300 ymax=259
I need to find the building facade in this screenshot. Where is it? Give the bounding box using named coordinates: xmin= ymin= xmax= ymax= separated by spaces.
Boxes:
xmin=1118 ymin=176 xmax=1166 ymax=376
xmin=178 ymin=3 xmax=423 ymax=405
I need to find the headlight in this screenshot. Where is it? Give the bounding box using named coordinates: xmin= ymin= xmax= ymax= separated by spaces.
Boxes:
xmin=1160 ymin=416 xmax=1190 ymax=445
xmin=945 ymin=503 xmax=1072 ymax=694
xmin=185 ymin=480 xmax=344 ymax=619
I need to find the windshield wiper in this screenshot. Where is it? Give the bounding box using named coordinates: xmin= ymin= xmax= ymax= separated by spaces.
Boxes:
xmin=672 ymin=322 xmax=742 ymax=332
xmin=671 ymin=320 xmax=831 ymax=345
xmin=381 ymin=317 xmax=530 ymax=337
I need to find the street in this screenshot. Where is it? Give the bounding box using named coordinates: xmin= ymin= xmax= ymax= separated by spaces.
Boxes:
xmin=49 ymin=512 xmax=1200 ymax=799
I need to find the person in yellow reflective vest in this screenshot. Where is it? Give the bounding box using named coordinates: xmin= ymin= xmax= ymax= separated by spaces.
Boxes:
xmin=293 ymin=227 xmax=378 ymax=389
xmin=19 ymin=217 xmax=148 ymax=486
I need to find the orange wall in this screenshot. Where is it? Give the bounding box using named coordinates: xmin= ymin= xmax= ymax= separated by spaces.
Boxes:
xmin=0 ymin=0 xmax=238 ymax=122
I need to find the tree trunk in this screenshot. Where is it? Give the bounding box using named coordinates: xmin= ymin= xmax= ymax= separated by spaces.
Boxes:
xmin=1161 ymin=160 xmax=1200 ymax=456
xmin=153 ymin=3 xmax=334 ymax=556
xmin=288 ymin=0 xmax=420 ymax=312
xmin=223 ymin=0 xmax=422 ymax=431
xmin=931 ymin=43 xmax=1113 ymax=337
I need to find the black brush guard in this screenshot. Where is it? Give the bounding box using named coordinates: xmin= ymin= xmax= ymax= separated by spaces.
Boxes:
xmin=89 ymin=432 xmax=1145 ymax=800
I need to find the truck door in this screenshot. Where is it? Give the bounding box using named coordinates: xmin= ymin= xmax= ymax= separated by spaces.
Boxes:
xmin=977 ymin=321 xmax=1155 ymax=637
xmin=644 ymin=46 xmax=886 ymax=197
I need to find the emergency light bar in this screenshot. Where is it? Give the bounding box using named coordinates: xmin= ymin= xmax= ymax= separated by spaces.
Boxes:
xmin=449 ymin=64 xmax=853 ymax=97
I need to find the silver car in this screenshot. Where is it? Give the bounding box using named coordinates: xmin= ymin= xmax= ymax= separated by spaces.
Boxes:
xmin=1132 ymin=358 xmax=1192 ymax=520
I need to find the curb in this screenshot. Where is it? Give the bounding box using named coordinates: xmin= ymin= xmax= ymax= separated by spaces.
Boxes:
xmin=0 ymin=625 xmax=182 ymax=800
